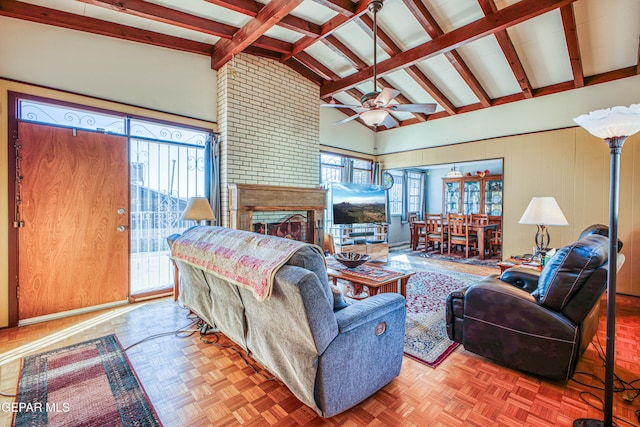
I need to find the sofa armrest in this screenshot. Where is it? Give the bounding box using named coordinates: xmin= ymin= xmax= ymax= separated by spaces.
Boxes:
xmin=445 ymin=285 xmax=470 ymax=342
xmin=464 ymin=279 xmax=576 ymax=339
xmin=334 ymin=293 xmax=405 ymax=334
xmin=315 ymin=293 xmax=405 ymax=417
xmin=500 ymin=267 xmax=541 ymax=292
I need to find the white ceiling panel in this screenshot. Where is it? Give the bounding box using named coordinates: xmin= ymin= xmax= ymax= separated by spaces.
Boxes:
xmin=416 ymin=55 xmax=480 ymax=107
xmin=155 ymin=0 xmax=250 ymax=28
xmin=427 ymin=0 xmax=485 ymax=32
xmin=376 ymin=0 xmax=431 ymax=50
xmin=19 ymin=0 xmax=85 ymax=14
xmin=289 ymin=0 xmax=339 ymax=24
xmin=505 ymin=9 xmax=573 ymax=88
xmin=456 ymin=35 xmax=522 ymax=99
xmin=574 ymin=0 xmax=640 ymax=76
xmin=304 ymin=42 xmax=355 ymax=78
xmin=264 ymin=25 xmax=305 ymax=44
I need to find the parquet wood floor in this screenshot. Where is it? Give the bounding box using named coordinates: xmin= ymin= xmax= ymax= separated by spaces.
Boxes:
xmin=1 ymin=259 xmax=639 ymax=427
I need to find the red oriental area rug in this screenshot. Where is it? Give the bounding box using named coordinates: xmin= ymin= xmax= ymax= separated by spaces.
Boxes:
xmin=13 ymin=334 xmax=162 ymax=427
xmin=404 ymin=269 xmax=481 ymax=368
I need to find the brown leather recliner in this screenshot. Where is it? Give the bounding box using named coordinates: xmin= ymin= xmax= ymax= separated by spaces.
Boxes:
xmin=446 ymin=227 xmax=622 ymax=380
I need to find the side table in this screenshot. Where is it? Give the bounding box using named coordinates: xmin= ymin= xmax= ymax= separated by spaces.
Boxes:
xmin=497 ymin=257 xmax=543 ymax=273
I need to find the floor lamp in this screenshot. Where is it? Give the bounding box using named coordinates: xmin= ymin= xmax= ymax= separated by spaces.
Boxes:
xmin=572 ymin=104 xmax=640 ymax=427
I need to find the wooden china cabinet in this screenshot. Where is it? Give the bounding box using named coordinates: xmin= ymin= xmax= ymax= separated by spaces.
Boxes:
xmin=442 ymin=174 xmax=503 ymax=216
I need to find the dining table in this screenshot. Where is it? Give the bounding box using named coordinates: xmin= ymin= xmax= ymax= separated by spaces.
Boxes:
xmin=412 ymin=220 xmax=498 ymax=260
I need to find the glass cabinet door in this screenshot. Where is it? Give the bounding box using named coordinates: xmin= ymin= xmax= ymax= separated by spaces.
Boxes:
xmin=463 ymin=180 xmax=481 ymax=214
xmin=484 ymin=179 xmax=503 ymax=216
xmin=444 ymin=181 xmax=460 ymax=213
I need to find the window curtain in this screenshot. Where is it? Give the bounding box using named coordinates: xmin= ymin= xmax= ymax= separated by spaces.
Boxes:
xmin=342 ymin=159 xmax=354 ymax=183
xmin=208 ymin=132 xmax=221 ymax=224
xmin=401 ymin=169 xmax=409 ymax=223
xmin=420 ymin=171 xmax=428 ymax=217
xmin=372 ymin=161 xmax=382 ymax=185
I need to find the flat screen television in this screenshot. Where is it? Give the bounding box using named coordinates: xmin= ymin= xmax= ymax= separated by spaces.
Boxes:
xmin=331 ymin=183 xmax=387 ymax=225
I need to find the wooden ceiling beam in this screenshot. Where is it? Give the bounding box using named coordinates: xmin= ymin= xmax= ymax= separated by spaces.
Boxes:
xmin=323 ymin=35 xmax=368 ymax=70
xmin=403 ymin=0 xmax=491 ymax=107
xmin=78 ymin=0 xmax=236 ymax=38
xmin=211 ymin=0 xmax=302 ymax=70
xmin=476 ymin=0 xmax=533 ymax=98
xmin=0 ymin=0 xmax=213 ymax=55
xmin=356 ymin=14 xmax=397 ymax=57
xmin=311 ymin=0 xmax=358 ymax=16
xmin=79 ymin=0 xmax=292 ymax=54
xmin=294 ymin=52 xmax=341 ymax=81
xmin=356 ymin=14 xmax=442 ymax=121
xmin=321 ymin=0 xmax=577 ymax=97
xmin=282 ymin=57 xmax=325 ymax=86
xmin=356 ymin=9 xmax=458 ymax=116
xmin=560 ymin=4 xmax=584 ymax=88
xmin=404 ymin=66 xmax=456 ymax=115
xmin=284 ymin=1 xmax=370 ymax=61
xmin=204 ymin=0 xmax=321 ymax=37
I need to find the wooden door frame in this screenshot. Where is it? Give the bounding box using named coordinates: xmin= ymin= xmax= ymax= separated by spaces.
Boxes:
xmin=7 ymin=92 xmax=19 ymax=327
xmin=5 ymin=92 xmax=134 ymax=326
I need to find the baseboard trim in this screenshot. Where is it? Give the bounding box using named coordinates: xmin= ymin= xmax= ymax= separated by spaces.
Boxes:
xmin=18 ymin=300 xmax=130 ymax=327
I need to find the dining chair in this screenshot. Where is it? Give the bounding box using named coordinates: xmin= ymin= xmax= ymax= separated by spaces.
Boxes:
xmin=487 ymin=228 xmax=502 ymax=257
xmin=323 ymin=233 xmax=336 ymax=255
xmin=487 ymin=215 xmax=502 ymax=257
xmin=470 ymin=213 xmax=489 ymax=225
xmin=448 ymin=213 xmax=477 ymax=258
xmin=408 ymin=212 xmax=425 ymax=250
xmin=470 ymin=213 xmax=490 ymax=256
xmin=425 ymin=213 xmax=447 ymax=254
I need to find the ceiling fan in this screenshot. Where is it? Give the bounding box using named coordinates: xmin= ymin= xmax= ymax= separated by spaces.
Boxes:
xmin=322 ymin=0 xmax=437 ymax=129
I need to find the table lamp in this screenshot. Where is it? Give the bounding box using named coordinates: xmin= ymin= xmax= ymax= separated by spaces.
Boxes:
xmin=572 ymin=103 xmax=640 ymax=427
xmin=181 ymin=197 xmax=215 ymax=225
xmin=518 ymin=196 xmax=568 ymax=257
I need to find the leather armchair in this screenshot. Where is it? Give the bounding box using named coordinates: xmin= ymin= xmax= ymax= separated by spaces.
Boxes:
xmin=446 ymin=228 xmax=623 ymax=380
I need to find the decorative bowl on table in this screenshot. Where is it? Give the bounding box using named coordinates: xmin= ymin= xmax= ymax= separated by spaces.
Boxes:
xmin=334 ymin=252 xmax=370 ymax=268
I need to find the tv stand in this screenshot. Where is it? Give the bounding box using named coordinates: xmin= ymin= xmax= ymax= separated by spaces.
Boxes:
xmin=330 ymin=224 xmax=389 ymax=261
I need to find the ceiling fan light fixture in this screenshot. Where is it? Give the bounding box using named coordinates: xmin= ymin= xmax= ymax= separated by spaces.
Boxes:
xmin=361 ymin=109 xmax=389 ymax=126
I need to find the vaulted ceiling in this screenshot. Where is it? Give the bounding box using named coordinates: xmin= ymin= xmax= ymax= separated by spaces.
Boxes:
xmin=3 ymin=0 xmax=639 ymax=130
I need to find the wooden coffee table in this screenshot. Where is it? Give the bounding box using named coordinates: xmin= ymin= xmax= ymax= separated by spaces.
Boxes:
xmin=326 ymin=259 xmax=415 ymax=299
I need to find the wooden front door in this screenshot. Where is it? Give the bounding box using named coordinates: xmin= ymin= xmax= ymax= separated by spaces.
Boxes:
xmin=17 ymin=122 xmax=129 ymax=320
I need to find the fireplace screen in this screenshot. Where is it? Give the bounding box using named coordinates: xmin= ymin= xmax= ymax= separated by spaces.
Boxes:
xmin=257 ymin=214 xmax=308 ymax=242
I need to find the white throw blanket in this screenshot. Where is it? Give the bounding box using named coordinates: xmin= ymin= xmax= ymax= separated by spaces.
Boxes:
xmin=171 ymin=226 xmax=322 ymax=301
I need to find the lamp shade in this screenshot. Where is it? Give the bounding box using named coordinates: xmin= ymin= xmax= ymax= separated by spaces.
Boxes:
xmin=361 ymin=109 xmax=389 ymax=126
xmin=573 ymin=103 xmax=640 ymax=139
xmin=181 ymin=197 xmax=215 ymax=222
xmin=446 ymin=164 xmax=463 ymax=178
xmin=519 ymin=197 xmax=568 ymax=226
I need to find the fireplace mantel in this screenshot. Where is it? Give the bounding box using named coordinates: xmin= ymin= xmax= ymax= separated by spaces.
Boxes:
xmin=228 ymin=184 xmax=326 ymax=247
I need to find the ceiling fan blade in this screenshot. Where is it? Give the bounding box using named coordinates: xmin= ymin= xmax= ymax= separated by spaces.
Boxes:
xmin=380 ymin=113 xmax=399 ymax=129
xmin=334 ymin=113 xmax=362 ymax=125
xmin=321 ymin=103 xmax=364 ymax=110
xmin=387 ymin=103 xmax=437 ymax=114
xmin=374 ymin=88 xmax=400 ymax=106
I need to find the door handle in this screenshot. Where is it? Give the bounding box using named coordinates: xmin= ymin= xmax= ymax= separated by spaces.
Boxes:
xmin=117 ymin=226 xmax=127 ymax=232
xmin=117 ymin=208 xmax=126 ymax=215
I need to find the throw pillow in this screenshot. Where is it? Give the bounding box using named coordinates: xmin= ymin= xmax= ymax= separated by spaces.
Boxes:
xmin=330 ymin=284 xmax=350 ymax=311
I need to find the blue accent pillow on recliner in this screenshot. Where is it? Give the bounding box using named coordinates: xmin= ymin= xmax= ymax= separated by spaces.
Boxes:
xmin=534 ymin=234 xmax=608 ymax=312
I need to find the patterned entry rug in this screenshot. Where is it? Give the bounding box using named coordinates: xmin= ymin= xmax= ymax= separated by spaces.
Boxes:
xmin=13 ymin=334 xmax=162 ymax=427
xmin=404 ymin=268 xmax=482 ymax=367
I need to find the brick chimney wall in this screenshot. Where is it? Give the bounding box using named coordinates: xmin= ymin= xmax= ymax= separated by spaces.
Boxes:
xmin=217 ymin=54 xmax=321 ymax=227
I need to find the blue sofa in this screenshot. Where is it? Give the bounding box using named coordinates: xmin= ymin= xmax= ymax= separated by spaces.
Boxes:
xmin=169 ymin=227 xmax=406 ymax=417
